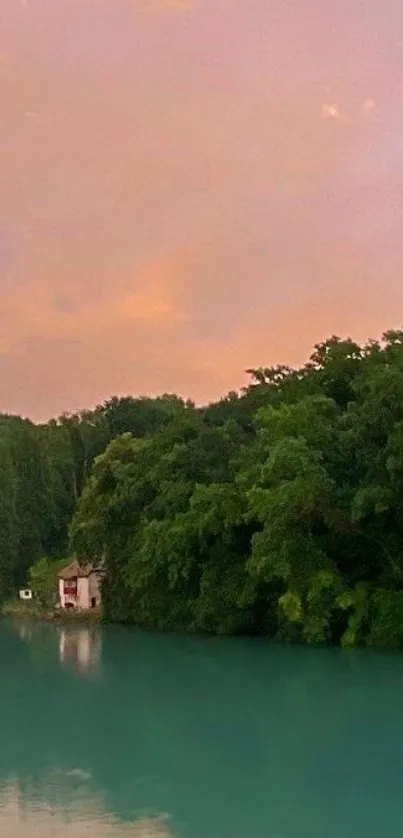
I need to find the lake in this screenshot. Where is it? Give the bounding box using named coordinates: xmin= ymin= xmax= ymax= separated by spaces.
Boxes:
xmin=1 ymin=620 xmax=403 ymax=838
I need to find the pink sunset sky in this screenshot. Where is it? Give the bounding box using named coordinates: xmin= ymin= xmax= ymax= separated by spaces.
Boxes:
xmin=1 ymin=0 xmax=403 ymax=420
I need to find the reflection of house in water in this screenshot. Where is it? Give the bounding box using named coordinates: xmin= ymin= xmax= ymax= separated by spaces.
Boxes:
xmin=58 ymin=628 xmax=102 ymax=675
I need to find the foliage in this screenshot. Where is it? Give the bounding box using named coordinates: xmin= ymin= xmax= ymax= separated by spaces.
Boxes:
xmin=0 ymin=437 xmax=18 ymax=601
xmin=28 ymin=557 xmax=67 ymax=607
xmin=4 ymin=331 xmax=403 ymax=648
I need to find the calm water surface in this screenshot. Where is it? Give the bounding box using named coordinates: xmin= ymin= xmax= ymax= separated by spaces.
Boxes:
xmin=1 ymin=619 xmax=403 ymax=838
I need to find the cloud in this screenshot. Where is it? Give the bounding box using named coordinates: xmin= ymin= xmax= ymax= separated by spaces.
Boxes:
xmin=321 ymin=100 xmax=377 ymax=124
xmin=92 ymin=0 xmax=192 ymax=10
xmin=361 ymin=98 xmax=376 ymax=118
xmin=135 ymin=0 xmax=192 ymax=11
xmin=0 ymin=256 xmax=189 ymax=355
xmin=1 ymin=0 xmax=402 ymax=421
xmin=0 ymin=785 xmax=171 ymax=838
xmin=321 ymin=104 xmax=345 ymax=122
xmin=157 ymin=0 xmax=191 ymax=8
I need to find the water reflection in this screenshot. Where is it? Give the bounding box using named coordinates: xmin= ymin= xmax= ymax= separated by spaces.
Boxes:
xmin=10 ymin=618 xmax=102 ymax=677
xmin=59 ymin=627 xmax=102 ymax=675
xmin=3 ymin=619 xmax=403 ymax=838
xmin=0 ymin=780 xmax=171 ymax=838
xmin=15 ymin=622 xmax=33 ymax=643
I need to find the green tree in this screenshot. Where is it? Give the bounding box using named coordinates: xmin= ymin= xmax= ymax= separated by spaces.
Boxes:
xmin=0 ymin=437 xmax=18 ymax=600
xmin=4 ymin=326 xmax=403 ymax=646
xmin=28 ymin=557 xmax=65 ymax=607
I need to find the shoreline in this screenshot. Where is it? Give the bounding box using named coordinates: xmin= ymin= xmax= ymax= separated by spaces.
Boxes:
xmin=1 ymin=601 xmax=102 ymax=624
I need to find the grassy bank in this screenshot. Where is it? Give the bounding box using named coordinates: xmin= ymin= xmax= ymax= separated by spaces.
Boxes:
xmin=1 ymin=600 xmax=102 ymax=624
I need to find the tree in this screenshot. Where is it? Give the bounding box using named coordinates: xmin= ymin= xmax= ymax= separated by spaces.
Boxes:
xmin=29 ymin=557 xmax=65 ymax=607
xmin=4 ymin=325 xmax=403 ymax=647
xmin=0 ymin=437 xmax=18 ymax=601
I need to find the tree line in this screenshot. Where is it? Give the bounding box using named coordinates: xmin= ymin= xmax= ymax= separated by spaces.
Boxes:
xmin=3 ymin=329 xmax=403 ymax=647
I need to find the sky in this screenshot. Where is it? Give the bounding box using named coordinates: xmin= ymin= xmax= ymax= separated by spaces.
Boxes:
xmin=1 ymin=0 xmax=403 ymax=420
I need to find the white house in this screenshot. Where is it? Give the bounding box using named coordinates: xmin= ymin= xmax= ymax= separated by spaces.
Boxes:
xmin=19 ymin=588 xmax=33 ymax=601
xmin=58 ymin=560 xmax=102 ymax=610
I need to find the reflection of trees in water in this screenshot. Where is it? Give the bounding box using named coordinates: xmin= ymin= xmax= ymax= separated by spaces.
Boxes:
xmin=2 ymin=622 xmax=403 ymax=838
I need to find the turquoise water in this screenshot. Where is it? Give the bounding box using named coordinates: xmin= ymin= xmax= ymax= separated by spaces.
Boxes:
xmin=1 ymin=620 xmax=403 ymax=837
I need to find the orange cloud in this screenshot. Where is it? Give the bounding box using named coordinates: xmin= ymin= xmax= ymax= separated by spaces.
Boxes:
xmin=1 ymin=0 xmax=403 ymax=419
xmin=149 ymin=0 xmax=192 ymax=9
xmin=321 ymin=104 xmax=347 ymax=122
xmin=0 ymin=783 xmax=170 ymax=838
xmin=0 ymin=257 xmax=189 ymax=355
xmin=361 ymin=98 xmax=377 ymax=119
xmin=123 ymin=0 xmax=192 ymax=11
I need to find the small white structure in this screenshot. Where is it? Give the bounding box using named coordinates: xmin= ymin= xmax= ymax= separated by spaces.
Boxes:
xmin=19 ymin=588 xmax=33 ymax=601
xmin=58 ymin=560 xmax=102 ymax=610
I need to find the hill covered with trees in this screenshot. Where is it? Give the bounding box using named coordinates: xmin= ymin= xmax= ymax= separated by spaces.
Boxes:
xmin=3 ymin=329 xmax=403 ymax=647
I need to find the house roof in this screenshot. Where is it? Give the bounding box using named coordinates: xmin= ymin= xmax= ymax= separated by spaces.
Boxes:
xmin=58 ymin=559 xmax=96 ymax=580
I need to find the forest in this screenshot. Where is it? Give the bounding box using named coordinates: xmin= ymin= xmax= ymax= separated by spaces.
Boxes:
xmin=3 ymin=329 xmax=403 ymax=647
